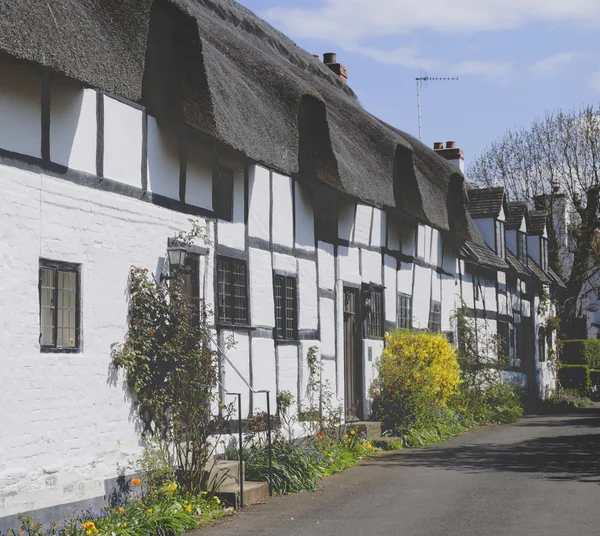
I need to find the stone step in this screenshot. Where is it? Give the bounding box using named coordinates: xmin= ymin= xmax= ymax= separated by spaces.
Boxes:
xmin=202 ymin=460 xmax=244 ymax=491
xmin=217 ymin=481 xmax=270 ymax=508
xmin=346 ymin=421 xmax=382 ymax=439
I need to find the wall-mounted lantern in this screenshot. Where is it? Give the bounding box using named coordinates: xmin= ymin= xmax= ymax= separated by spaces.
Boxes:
xmin=160 ymin=244 xmax=188 ymax=282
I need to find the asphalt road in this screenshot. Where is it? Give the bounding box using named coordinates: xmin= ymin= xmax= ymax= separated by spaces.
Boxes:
xmin=198 ymin=406 xmax=600 ymax=535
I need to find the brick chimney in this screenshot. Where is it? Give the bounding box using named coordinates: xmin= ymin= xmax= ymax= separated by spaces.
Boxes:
xmin=323 ymin=52 xmax=348 ymax=84
xmin=434 ymin=141 xmax=464 ymax=173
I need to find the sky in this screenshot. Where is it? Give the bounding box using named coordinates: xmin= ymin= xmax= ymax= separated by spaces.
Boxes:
xmin=237 ymin=0 xmax=600 ymax=170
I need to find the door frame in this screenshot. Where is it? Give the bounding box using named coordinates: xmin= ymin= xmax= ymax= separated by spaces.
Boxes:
xmin=343 ymin=285 xmax=364 ymax=420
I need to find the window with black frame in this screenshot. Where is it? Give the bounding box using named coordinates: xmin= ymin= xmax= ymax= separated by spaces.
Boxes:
xmin=538 ymin=327 xmax=546 ymax=362
xmin=397 ymin=292 xmax=412 ymax=330
xmin=274 ymin=274 xmax=297 ymax=340
xmin=213 ymin=167 xmax=234 ymax=221
xmin=39 ymin=260 xmax=81 ymax=352
xmin=517 ymin=231 xmax=528 ymax=266
xmin=217 ymin=256 xmax=248 ymax=326
xmin=541 ymin=237 xmax=549 ymax=271
xmin=365 ymin=286 xmax=384 ymax=338
xmin=495 ymin=220 xmax=505 ymax=259
xmin=428 ymin=299 xmax=442 ymax=333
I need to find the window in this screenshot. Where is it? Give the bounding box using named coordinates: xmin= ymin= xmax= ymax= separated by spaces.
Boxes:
xmin=509 ymin=324 xmax=517 ymax=360
xmin=39 ymin=260 xmax=81 ymax=352
xmin=473 ymin=275 xmax=480 ymax=301
xmin=314 ymin=186 xmax=339 ymax=243
xmin=364 ymin=286 xmax=384 ymax=338
xmin=428 ymin=300 xmax=442 ymax=333
xmin=274 ymin=274 xmax=297 ymax=340
xmin=397 ymin=292 xmax=412 ymax=330
xmin=517 ymin=231 xmax=528 ymax=266
xmin=217 ymin=256 xmax=248 ymax=325
xmin=213 ymin=167 xmax=234 ymax=221
xmin=182 ymin=253 xmax=200 ymax=323
xmin=538 ymin=327 xmax=546 ymax=362
xmin=495 ymin=220 xmax=505 ymax=259
xmin=541 ymin=237 xmax=549 ymax=271
xmin=497 ymin=321 xmax=509 ymax=359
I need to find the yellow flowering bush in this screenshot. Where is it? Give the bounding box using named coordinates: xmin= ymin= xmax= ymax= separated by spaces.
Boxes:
xmin=371 ymin=330 xmax=460 ymax=434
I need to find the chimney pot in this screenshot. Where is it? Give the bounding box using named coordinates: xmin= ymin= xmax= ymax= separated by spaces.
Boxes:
xmin=323 ymin=52 xmax=337 ymax=64
xmin=433 ymin=142 xmax=444 ymax=150
xmin=446 ymin=141 xmax=456 ymax=149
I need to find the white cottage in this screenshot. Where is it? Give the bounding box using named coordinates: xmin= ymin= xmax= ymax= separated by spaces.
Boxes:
xmin=0 ymin=0 xmax=562 ymax=526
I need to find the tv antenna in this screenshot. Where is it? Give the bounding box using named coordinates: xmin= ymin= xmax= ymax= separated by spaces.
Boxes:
xmin=416 ymin=75 xmax=458 ymax=140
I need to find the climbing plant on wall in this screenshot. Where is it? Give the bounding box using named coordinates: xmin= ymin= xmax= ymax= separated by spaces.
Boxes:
xmin=111 ymin=222 xmax=230 ymax=492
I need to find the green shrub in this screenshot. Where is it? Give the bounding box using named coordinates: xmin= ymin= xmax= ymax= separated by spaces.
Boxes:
xmin=370 ymin=331 xmax=460 ymax=435
xmin=449 ymin=381 xmax=523 ymax=425
xmin=559 ymin=364 xmax=591 ymax=395
xmin=560 ymin=340 xmax=600 ymax=368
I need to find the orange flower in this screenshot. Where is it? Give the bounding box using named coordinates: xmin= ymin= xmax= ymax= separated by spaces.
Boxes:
xmin=131 ymin=478 xmax=141 ymax=486
xmin=119 ymin=507 xmax=126 ymax=514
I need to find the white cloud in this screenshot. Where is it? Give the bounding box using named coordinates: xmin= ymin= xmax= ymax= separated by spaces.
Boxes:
xmin=530 ymin=52 xmax=580 ymax=76
xmin=265 ymin=0 xmax=600 ymax=41
xmin=589 ymin=71 xmax=600 ymax=92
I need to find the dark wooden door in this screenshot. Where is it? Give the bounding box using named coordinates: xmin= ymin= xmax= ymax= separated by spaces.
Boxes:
xmin=519 ymin=317 xmax=536 ymax=395
xmin=344 ymin=287 xmax=363 ymax=419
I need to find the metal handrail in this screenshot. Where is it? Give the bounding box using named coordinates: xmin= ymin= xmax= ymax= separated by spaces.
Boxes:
xmin=211 ymin=335 xmax=274 ymax=499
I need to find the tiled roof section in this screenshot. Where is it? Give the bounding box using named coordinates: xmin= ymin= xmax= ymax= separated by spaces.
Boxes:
xmin=548 ymin=267 xmax=567 ymax=290
xmin=506 ymin=201 xmax=527 ymax=231
xmin=528 ymin=210 xmax=548 ymax=236
xmin=506 ymin=250 xmax=530 ymax=279
xmin=461 ymin=241 xmax=509 ymax=270
xmin=466 ymin=187 xmax=505 ymax=219
xmin=527 ymin=257 xmax=551 ymax=284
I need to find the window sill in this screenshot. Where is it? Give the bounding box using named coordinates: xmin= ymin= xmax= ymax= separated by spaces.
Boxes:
xmin=216 ymin=323 xmax=255 ymax=332
xmin=275 ymin=339 xmax=300 ymax=346
xmin=41 ymin=347 xmax=81 ymax=354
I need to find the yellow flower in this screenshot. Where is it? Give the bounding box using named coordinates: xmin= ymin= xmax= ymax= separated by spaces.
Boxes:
xmin=343 ymin=434 xmax=349 ymax=440
xmin=213 ymin=496 xmax=221 ymax=505
xmin=327 ymin=453 xmax=333 ymax=457
xmin=147 ymin=508 xmax=153 ymax=515
xmin=131 ymin=478 xmax=141 ymax=486
xmin=350 ymin=429 xmax=355 ymax=435
xmin=123 ymin=523 xmax=127 ymax=528
xmin=202 ymin=491 xmax=208 ymax=495
xmin=119 ymin=507 xmax=125 ymax=514
xmin=167 ymin=482 xmax=177 ymax=492
xmin=184 ymin=505 xmax=192 ymax=513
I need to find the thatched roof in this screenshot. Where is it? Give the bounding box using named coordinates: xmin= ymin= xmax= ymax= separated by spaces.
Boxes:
xmin=0 ymin=0 xmax=478 ymax=239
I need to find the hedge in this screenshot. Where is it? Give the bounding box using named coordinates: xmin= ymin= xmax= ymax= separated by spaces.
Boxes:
xmin=590 ymin=369 xmax=600 ymax=391
xmin=559 ymin=365 xmax=591 ymax=395
xmin=560 ymin=340 xmax=600 ymax=368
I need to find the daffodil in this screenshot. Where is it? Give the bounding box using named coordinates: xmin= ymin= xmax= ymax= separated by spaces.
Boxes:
xmin=213 ymin=496 xmax=221 ymax=505
xmin=147 ymin=508 xmax=153 ymax=515
xmin=184 ymin=505 xmax=192 ymax=513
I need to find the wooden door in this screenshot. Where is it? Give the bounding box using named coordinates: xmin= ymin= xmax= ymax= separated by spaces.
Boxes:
xmin=520 ymin=317 xmax=536 ymax=395
xmin=344 ymin=287 xmax=363 ymax=419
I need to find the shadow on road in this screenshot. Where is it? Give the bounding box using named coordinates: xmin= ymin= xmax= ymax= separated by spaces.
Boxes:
xmin=372 ymin=407 xmax=600 ymax=484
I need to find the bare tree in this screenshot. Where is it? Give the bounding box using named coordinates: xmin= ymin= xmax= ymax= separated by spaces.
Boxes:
xmin=468 ymin=106 xmax=600 ymax=337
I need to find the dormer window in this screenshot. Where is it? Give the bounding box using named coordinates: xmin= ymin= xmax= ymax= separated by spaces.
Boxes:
xmin=541 ymin=237 xmax=549 ymax=272
xmin=495 ymin=220 xmax=505 ymax=259
xmin=517 ymin=231 xmax=528 ymax=266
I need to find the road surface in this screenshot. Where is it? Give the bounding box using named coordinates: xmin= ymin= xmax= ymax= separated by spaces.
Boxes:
xmin=198 ymin=405 xmax=600 ymax=535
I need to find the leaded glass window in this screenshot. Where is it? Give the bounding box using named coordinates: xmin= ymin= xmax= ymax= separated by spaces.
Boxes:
xmin=428 ymin=300 xmax=442 ymax=333
xmin=397 ymin=293 xmax=412 ymax=330
xmin=274 ymin=274 xmax=297 ymax=340
xmin=39 ymin=260 xmax=81 ymax=352
xmin=217 ymin=256 xmax=248 ymax=325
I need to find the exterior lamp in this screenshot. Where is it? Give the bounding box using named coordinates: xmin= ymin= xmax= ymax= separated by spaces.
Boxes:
xmin=161 ymin=245 xmax=188 ymax=282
